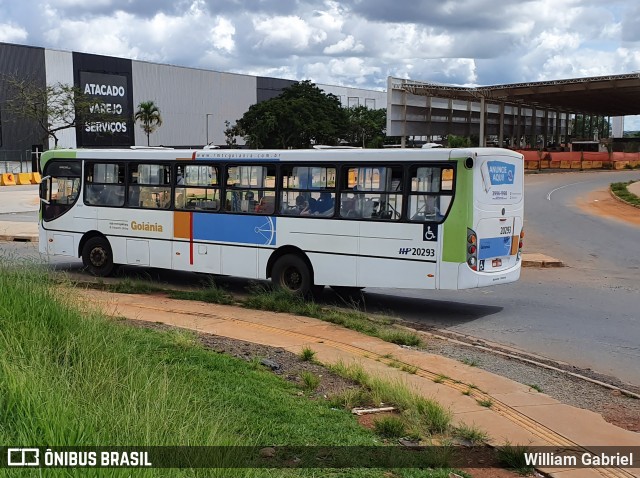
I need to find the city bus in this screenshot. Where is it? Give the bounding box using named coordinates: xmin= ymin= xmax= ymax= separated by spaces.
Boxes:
xmin=39 ymin=147 xmax=524 ymax=295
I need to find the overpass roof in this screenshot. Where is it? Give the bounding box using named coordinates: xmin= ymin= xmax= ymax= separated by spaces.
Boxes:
xmin=393 ymin=73 xmax=640 ymax=116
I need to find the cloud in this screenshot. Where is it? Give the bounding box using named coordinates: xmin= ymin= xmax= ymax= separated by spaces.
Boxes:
xmin=0 ymin=0 xmax=638 ymax=105
xmin=323 ymin=35 xmax=364 ymax=55
xmin=0 ymin=23 xmax=28 ymax=42
xmin=252 ymin=15 xmax=326 ymax=52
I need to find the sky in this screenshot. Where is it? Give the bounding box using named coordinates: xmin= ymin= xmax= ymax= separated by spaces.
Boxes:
xmin=1 ymin=0 xmax=639 ymax=129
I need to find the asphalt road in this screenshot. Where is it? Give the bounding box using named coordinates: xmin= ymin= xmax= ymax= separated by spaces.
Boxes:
xmin=366 ymin=170 xmax=640 ymax=386
xmin=2 ymin=171 xmax=640 ymax=385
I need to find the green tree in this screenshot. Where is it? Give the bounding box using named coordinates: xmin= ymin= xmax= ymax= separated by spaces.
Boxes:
xmin=226 ymin=81 xmax=348 ymax=149
xmin=134 ymin=101 xmax=163 ymax=146
xmin=1 ymin=74 xmax=119 ymax=148
xmin=344 ymin=106 xmax=387 ymax=148
xmin=447 ymin=134 xmax=471 ymax=148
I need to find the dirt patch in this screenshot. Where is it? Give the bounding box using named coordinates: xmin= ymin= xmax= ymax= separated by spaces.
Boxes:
xmin=576 ymin=188 xmax=640 ymax=227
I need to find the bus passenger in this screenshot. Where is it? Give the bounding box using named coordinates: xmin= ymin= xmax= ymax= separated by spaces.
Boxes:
xmin=315 ymin=191 xmax=334 ymax=215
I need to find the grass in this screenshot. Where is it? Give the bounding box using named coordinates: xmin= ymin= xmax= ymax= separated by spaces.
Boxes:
xmin=167 ymin=278 xmax=235 ymax=305
xmin=432 ymin=374 xmax=448 ymax=384
xmin=373 ymin=416 xmax=407 ymax=438
xmin=452 ymin=423 xmax=489 ymax=445
xmin=103 ymin=277 xmax=165 ymax=294
xmin=400 ymin=364 xmax=418 ymax=375
xmin=476 ymin=398 xmax=493 ymax=408
xmin=527 ymin=383 xmax=543 ymax=393
xmin=300 ymin=346 xmax=317 ymax=362
xmin=328 ymin=361 xmax=453 ymax=437
xmin=300 ymin=371 xmax=321 ymax=391
xmin=459 ymin=357 xmax=478 ymax=367
xmin=611 ymin=181 xmax=640 ymax=207
xmin=496 ymin=441 xmax=535 ymax=475
xmin=244 ymin=287 xmax=424 ymax=347
xmin=1 ymin=264 xmax=426 ymax=477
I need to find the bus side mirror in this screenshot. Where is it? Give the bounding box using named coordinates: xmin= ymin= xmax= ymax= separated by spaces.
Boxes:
xmin=39 ymin=176 xmax=51 ymax=205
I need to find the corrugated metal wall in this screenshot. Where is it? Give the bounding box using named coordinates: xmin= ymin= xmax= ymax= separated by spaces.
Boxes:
xmin=45 ymin=49 xmax=76 ymax=149
xmin=0 ymin=42 xmax=46 ymax=159
xmin=132 ymin=62 xmax=257 ymax=147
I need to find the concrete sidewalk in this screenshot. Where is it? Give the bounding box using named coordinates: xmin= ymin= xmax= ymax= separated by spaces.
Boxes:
xmin=83 ymin=290 xmax=639 ymax=478
xmin=0 ymin=220 xmax=39 ymax=242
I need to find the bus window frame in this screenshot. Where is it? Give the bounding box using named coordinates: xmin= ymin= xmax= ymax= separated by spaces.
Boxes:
xmin=174 ymin=162 xmax=221 ymax=212
xmin=127 ymin=162 xmax=173 ymax=210
xmin=280 ymin=163 xmax=338 ymax=218
xmin=338 ymin=163 xmax=405 ymax=221
xmin=406 ymin=163 xmax=456 ymax=223
xmin=83 ymin=160 xmax=126 ymax=208
xmin=224 ymin=163 xmax=277 ymax=215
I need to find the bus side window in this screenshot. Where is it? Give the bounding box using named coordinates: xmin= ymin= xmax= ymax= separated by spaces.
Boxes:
xmin=408 ymin=166 xmax=453 ymax=222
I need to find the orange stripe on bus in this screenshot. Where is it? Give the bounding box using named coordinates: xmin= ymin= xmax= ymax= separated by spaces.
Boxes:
xmin=174 ymin=212 xmax=191 ymax=239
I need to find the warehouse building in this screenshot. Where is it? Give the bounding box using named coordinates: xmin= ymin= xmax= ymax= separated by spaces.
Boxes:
xmin=0 ymin=41 xmax=385 ymax=161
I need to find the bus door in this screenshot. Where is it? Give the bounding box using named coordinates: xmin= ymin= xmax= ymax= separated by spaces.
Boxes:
xmin=40 ymin=160 xmax=82 ymax=256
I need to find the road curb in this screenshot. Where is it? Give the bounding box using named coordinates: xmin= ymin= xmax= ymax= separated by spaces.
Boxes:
xmin=0 ymin=233 xmax=38 ymax=242
xmin=522 ymin=253 xmax=564 ymax=268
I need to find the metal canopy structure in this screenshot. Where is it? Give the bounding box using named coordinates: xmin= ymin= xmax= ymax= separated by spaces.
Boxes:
xmin=397 ymin=73 xmax=640 ymax=116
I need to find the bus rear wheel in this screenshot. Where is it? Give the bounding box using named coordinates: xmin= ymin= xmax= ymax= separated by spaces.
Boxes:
xmin=82 ymin=237 xmax=115 ymax=277
xmin=272 ymin=254 xmax=312 ymax=296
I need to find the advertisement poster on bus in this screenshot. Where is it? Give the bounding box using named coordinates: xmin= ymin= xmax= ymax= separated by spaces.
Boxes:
xmin=477 ymin=157 xmax=523 ymax=204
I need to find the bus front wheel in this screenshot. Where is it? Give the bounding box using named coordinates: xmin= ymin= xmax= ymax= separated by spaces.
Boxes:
xmin=272 ymin=254 xmax=312 ymax=296
xmin=82 ymin=237 xmax=115 ymax=277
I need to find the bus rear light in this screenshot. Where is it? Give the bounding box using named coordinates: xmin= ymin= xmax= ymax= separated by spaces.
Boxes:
xmin=466 ymin=228 xmax=478 ymax=271
xmin=520 ymin=230 xmax=525 ymax=238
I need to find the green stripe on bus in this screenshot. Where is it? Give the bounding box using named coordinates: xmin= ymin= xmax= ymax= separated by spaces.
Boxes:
xmin=40 ymin=150 xmax=77 ymax=169
xmin=442 ymin=158 xmax=473 ymax=263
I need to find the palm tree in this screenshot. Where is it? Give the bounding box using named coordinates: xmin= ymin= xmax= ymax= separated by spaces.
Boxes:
xmin=134 ymin=101 xmax=163 ymax=146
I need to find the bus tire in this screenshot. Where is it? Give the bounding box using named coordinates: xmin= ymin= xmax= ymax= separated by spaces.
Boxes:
xmin=82 ymin=236 xmax=115 ymax=277
xmin=272 ymin=254 xmax=312 ymax=296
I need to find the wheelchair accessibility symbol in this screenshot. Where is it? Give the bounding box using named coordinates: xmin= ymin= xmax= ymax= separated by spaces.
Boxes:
xmin=423 ymin=223 xmax=438 ymax=242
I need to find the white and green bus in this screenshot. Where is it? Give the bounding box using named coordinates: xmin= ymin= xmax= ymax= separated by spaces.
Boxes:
xmin=39 ymin=147 xmax=524 ymax=295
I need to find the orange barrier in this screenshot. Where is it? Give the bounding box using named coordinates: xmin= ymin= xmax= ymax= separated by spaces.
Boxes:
xmin=31 ymin=172 xmax=42 ymax=184
xmin=582 ymin=152 xmax=610 ymax=162
xmin=16 ymin=173 xmax=32 ymax=185
xmin=612 ymin=152 xmax=640 ymax=161
xmin=0 ymin=173 xmax=16 ymax=186
xmin=521 ymin=151 xmax=541 ymax=162
xmin=549 ymin=152 xmax=582 ymax=162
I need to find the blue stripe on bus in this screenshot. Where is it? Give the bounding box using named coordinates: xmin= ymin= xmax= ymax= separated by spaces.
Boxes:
xmin=478 ymin=236 xmax=512 ymax=259
xmin=192 ymin=213 xmax=277 ymax=246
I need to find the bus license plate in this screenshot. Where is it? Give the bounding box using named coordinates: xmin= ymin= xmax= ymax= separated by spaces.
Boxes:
xmin=492 ymin=259 xmax=502 ymax=267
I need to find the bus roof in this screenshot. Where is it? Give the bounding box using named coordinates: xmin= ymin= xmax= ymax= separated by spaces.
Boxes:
xmin=41 ymin=147 xmax=523 ymax=164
